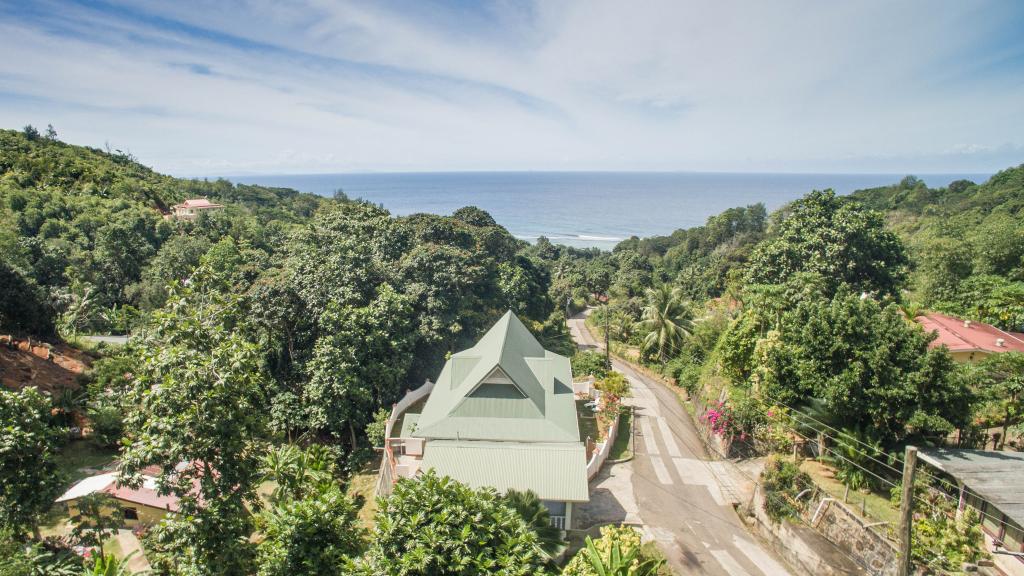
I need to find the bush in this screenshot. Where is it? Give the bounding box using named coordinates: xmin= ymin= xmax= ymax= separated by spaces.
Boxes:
xmin=572 ymin=351 xmax=609 ymax=380
xmin=563 ymin=525 xmax=664 ymax=576
xmin=87 ymin=400 xmax=124 ymax=448
xmin=760 ymin=456 xmax=813 ymax=522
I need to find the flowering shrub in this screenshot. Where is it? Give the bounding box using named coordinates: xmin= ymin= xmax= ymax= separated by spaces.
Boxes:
xmin=701 ymin=400 xmax=736 ymax=437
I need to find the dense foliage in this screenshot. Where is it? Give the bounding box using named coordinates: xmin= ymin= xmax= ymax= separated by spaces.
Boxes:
xmin=849 ymin=166 xmax=1024 ymax=330
xmin=363 ymin=471 xmax=547 ymax=575
xmin=0 ymin=387 xmax=64 ymax=538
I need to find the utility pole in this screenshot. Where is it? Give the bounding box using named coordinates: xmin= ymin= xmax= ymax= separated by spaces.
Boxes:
xmin=897 ymin=445 xmax=918 ymax=576
xmin=604 ymin=295 xmax=611 ymax=370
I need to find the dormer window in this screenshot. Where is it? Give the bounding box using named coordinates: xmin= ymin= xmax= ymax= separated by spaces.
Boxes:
xmin=470 ymin=366 xmax=526 ymax=398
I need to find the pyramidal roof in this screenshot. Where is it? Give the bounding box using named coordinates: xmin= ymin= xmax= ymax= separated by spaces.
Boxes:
xmin=412 ymin=311 xmax=578 ymax=443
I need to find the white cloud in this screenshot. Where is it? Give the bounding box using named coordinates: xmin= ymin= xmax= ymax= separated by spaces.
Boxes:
xmin=0 ymin=0 xmax=1021 ymax=175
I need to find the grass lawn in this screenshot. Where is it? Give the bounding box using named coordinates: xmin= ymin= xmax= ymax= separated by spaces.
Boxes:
xmin=800 ymin=459 xmax=899 ymax=529
xmin=56 ymin=440 xmax=118 ymax=484
xmin=576 ymin=399 xmax=600 ymax=443
xmin=347 ymin=457 xmax=381 ymax=531
xmin=609 ymin=410 xmax=632 ymax=460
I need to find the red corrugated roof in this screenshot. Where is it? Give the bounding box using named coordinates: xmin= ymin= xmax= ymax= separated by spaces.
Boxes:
xmin=916 ymin=312 xmax=1024 ymax=354
xmin=174 ymin=198 xmax=223 ymax=209
xmin=103 ymin=481 xmax=182 ymax=512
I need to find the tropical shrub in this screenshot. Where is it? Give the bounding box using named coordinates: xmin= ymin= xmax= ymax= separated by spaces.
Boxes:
xmin=563 ymin=525 xmax=664 ymax=576
xmin=759 ymin=456 xmax=813 ymax=522
xmin=572 ymin=351 xmax=609 ymax=380
xmin=363 ymin=471 xmax=546 ymax=575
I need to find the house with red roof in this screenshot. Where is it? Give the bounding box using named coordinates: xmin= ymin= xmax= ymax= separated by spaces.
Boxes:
xmin=170 ymin=198 xmax=224 ymax=220
xmin=55 ymin=464 xmax=190 ymax=528
xmin=916 ymin=312 xmax=1024 ymax=363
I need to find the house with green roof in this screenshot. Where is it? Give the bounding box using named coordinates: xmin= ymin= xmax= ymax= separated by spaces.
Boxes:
xmin=380 ymin=310 xmax=589 ymax=529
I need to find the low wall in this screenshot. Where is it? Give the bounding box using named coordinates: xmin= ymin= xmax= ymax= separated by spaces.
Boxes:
xmin=749 ymin=487 xmax=859 ymax=575
xmin=806 ymin=495 xmax=898 ymax=576
xmin=748 ymin=485 xmax=899 ymax=576
xmin=586 ymin=412 xmax=619 ymax=480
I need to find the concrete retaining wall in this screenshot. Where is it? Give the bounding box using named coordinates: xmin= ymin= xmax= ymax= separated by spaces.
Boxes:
xmin=586 ymin=412 xmax=619 ymax=480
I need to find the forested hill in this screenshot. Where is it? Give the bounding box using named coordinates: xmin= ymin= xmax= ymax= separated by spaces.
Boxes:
xmin=846 ymin=164 xmax=1024 ymax=330
xmin=0 ymin=127 xmax=331 ymax=336
xmin=0 ymin=127 xmax=563 ymax=373
xmin=0 ymin=127 xmax=324 ymax=216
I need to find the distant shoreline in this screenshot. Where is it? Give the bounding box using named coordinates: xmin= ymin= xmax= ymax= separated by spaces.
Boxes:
xmin=225 ymin=171 xmax=992 ymax=249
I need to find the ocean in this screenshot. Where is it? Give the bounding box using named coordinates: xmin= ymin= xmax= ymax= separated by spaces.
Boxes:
xmin=230 ymin=171 xmax=990 ymax=249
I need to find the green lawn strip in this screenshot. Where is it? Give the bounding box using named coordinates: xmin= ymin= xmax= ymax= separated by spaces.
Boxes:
xmin=56 ymin=440 xmax=118 ymax=484
xmin=576 ymin=399 xmax=600 ymax=443
xmin=800 ymin=459 xmax=899 ymax=528
xmin=609 ymin=411 xmax=632 ymax=460
xmin=346 ymin=458 xmax=381 ymax=531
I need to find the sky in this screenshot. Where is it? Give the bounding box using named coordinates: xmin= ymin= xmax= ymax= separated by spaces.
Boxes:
xmin=1 ymin=0 xmax=1023 ymax=176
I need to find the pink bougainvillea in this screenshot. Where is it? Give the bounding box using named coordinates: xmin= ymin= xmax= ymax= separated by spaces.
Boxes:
xmin=701 ymin=400 xmax=735 ymax=437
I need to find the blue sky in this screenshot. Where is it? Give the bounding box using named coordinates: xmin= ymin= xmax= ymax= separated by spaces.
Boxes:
xmin=1 ymin=0 xmax=1023 ymax=175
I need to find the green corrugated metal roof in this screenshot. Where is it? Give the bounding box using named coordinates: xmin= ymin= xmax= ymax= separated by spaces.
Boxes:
xmin=414 ymin=311 xmax=578 ymax=443
xmin=399 ymin=413 xmax=420 ymax=437
xmin=420 ymin=440 xmax=589 ymax=502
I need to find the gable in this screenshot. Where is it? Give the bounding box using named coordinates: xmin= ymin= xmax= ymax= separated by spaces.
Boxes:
xmin=412 ymin=311 xmax=579 ymax=442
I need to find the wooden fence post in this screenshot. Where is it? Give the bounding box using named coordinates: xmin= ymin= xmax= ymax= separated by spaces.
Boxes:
xmin=897 ymin=446 xmax=918 ymax=576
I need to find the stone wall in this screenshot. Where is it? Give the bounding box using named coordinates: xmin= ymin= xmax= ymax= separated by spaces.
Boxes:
xmin=805 ymin=495 xmax=898 ymax=576
xmin=747 ymin=485 xmax=902 ymax=575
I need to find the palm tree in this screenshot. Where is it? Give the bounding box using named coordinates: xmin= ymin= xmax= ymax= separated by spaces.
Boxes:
xmin=635 ymin=285 xmax=693 ymax=362
xmin=504 ymin=489 xmax=566 ymax=560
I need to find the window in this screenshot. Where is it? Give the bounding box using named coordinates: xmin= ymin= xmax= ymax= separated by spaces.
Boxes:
xmin=123 ymin=507 xmax=139 ymax=521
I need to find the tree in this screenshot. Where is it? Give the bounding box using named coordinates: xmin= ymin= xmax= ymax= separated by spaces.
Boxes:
xmin=635 ymin=285 xmax=693 ymax=362
xmin=975 ymin=353 xmax=1024 ymax=450
xmin=752 ymin=288 xmax=972 ymax=445
xmin=746 ymin=190 xmax=908 ymax=299
xmin=365 ymin=408 xmax=390 ymax=449
xmin=255 ymin=487 xmax=364 ymax=576
xmin=0 ymin=259 xmax=55 ymax=335
xmin=118 ymin=268 xmax=269 ymax=575
xmin=0 ymin=387 xmax=64 ymax=539
xmin=260 ymin=444 xmax=338 ymax=504
xmin=363 ymin=471 xmax=546 ymax=575
xmin=69 ymin=493 xmax=122 ymax=554
xmin=303 ymin=284 xmax=415 ymax=444
xmin=503 ymin=489 xmax=565 ymax=560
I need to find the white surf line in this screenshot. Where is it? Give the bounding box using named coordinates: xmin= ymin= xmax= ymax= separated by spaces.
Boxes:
xmin=656 ymin=416 xmax=682 ymax=458
xmin=640 ymin=417 xmax=660 ymax=455
xmin=649 ymin=455 xmax=673 ymax=485
xmin=709 ymin=549 xmax=754 ymax=576
xmin=732 ymin=535 xmax=792 ymax=576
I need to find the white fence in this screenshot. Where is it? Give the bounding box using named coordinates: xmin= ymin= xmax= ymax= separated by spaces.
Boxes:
xmin=585 ymin=411 xmax=619 ymax=480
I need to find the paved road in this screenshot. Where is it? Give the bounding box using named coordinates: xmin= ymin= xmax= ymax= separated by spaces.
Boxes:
xmin=570 ymin=310 xmax=793 ymax=576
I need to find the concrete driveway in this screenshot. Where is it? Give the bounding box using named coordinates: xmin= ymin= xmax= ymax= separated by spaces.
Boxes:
xmin=569 ymin=310 xmax=793 ymax=576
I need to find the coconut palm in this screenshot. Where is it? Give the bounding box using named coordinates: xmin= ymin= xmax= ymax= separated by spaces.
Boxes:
xmin=504 ymin=489 xmax=566 ymax=560
xmin=634 ymin=285 xmax=694 ymax=362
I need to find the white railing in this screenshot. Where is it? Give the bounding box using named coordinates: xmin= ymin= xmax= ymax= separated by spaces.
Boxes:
xmin=376 ymin=380 xmax=434 ymax=498
xmin=550 ymin=515 xmax=566 ymax=530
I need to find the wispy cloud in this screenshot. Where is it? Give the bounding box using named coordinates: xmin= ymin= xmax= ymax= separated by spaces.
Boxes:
xmin=0 ymin=0 xmax=1022 ymax=174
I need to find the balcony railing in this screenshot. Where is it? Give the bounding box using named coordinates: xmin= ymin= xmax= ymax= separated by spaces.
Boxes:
xmin=550 ymin=515 xmax=566 ymax=530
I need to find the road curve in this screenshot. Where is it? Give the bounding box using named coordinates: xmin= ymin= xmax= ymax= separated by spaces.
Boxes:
xmin=569 ymin=310 xmax=794 ymax=576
